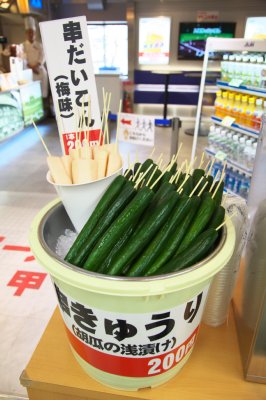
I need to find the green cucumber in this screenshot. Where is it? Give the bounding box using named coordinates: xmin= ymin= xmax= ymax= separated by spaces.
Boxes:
xmin=124 ymin=169 xmax=133 ymax=180
xmin=127 ymin=195 xmax=193 ymax=277
xmin=151 ymin=228 xmax=219 ymax=276
xmin=211 ymin=181 xmax=224 ymax=206
xmin=134 ymin=162 xmax=141 ymax=175
xmin=169 ymin=161 xmax=177 ymax=174
xmin=192 ymin=168 xmax=205 ymax=186
xmin=69 ymin=180 xmax=136 ymax=267
xmin=65 ymin=175 xmax=126 ymax=265
xmin=180 ymin=175 xmax=194 ymax=195
xmin=160 ymin=170 xmax=174 ymax=185
xmin=97 ymin=222 xmax=136 ymax=274
xmin=206 ymin=175 xmax=214 ymax=191
xmin=176 ymin=192 xmax=216 ymax=254
xmin=83 ymin=186 xmax=155 ymax=271
xmin=105 ymin=191 xmax=179 ymax=276
xmin=207 ymin=205 xmax=225 ymax=230
xmin=144 ymin=195 xmax=201 ymax=276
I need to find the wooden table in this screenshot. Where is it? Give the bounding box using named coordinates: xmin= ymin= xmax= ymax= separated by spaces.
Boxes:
xmin=20 ymin=306 xmax=266 ymax=400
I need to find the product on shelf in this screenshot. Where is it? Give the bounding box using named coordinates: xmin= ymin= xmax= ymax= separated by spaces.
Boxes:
xmin=253 ymin=98 xmax=264 ymax=130
xmin=214 ymin=89 xmax=265 ymax=131
xmin=211 ymin=160 xmax=251 ymax=199
xmin=220 ymin=52 xmax=266 ymax=89
xmin=206 ymin=124 xmax=258 ymax=172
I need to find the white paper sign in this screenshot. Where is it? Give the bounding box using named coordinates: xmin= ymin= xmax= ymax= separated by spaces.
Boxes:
xmin=40 ymin=17 xmax=101 ymax=154
xmin=118 ymin=113 xmax=155 ymax=147
xmin=221 ymin=116 xmax=235 ymax=127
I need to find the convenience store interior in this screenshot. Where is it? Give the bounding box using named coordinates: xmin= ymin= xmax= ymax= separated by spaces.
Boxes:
xmin=0 ymin=1 xmax=266 ymax=399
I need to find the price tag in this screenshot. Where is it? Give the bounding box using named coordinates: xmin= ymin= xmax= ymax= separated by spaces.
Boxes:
xmin=229 ymin=78 xmax=243 ymax=87
xmin=215 ymin=151 xmax=227 ymax=161
xmin=221 ymin=116 xmax=235 ymax=127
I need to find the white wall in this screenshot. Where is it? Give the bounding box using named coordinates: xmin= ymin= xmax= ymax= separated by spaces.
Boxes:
xmin=134 ymin=0 xmax=266 ymax=71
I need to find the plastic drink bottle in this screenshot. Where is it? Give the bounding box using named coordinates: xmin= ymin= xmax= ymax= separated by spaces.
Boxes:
xmin=255 ymin=56 xmax=264 ymax=87
xmin=238 ymin=136 xmax=246 ymax=164
xmin=208 ymin=125 xmax=216 ymax=151
xmin=253 ymin=98 xmax=263 ymax=131
xmin=235 ymin=55 xmax=242 ymax=81
xmin=226 ymin=167 xmax=236 ymax=192
xmin=221 ymin=91 xmax=229 ymax=119
xmin=243 ymin=139 xmax=253 ymax=169
xmin=249 ymin=141 xmax=257 ymax=169
xmin=239 ymin=174 xmax=250 ymax=199
xmin=241 ymin=55 xmax=249 ymax=85
xmin=239 ymin=95 xmax=248 ymax=126
xmin=233 ymin=169 xmax=242 ymax=194
xmin=220 ymin=129 xmax=228 ymax=152
xmin=214 ymin=126 xmax=224 ymax=151
xmin=228 ymin=55 xmax=236 ymax=81
xmin=214 ymin=91 xmax=223 ymax=118
xmin=249 ymin=56 xmax=257 ymax=86
xmin=225 ymin=92 xmax=235 ymax=118
xmin=246 ymin=97 xmax=256 ymax=128
xmin=232 ymin=134 xmax=239 ymax=162
xmin=225 ymin=131 xmax=233 ymax=158
xmin=221 ymin=54 xmax=229 ymax=81
xmin=232 ymin=94 xmax=241 ymax=123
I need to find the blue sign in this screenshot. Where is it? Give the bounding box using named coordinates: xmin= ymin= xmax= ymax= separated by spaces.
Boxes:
xmin=30 ymin=0 xmax=43 ymax=9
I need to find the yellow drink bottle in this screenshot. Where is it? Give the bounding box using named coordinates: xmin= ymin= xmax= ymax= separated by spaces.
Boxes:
xmin=239 ymin=95 xmax=248 ymax=127
xmin=245 ymin=96 xmax=256 ymax=128
xmin=214 ymin=90 xmax=223 ymax=118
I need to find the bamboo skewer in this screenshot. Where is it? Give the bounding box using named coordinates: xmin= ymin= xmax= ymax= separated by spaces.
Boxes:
xmin=204 ymin=159 xmax=211 ymax=173
xmin=198 ymin=180 xmax=209 ymax=197
xmin=150 ymin=164 xmax=171 ymax=190
xmin=212 ymin=173 xmax=225 ymax=199
xmin=148 ymin=147 xmax=155 ymax=159
xmin=115 ymin=99 xmax=122 ymax=151
xmin=216 ymin=211 xmax=237 ymax=231
xmin=189 ymin=176 xmax=204 ymax=197
xmin=134 ymin=164 xmax=153 ymax=189
xmin=103 ymin=92 xmax=111 ymax=145
xmin=32 ymin=120 xmax=51 ymax=156
xmin=147 ymin=165 xmax=158 ymax=187
xmin=198 ymin=152 xmax=205 ymax=169
xmin=209 ymin=170 xmax=220 ymax=192
xmin=176 ymin=174 xmax=190 ymax=194
xmin=206 ymin=157 xmax=215 ymax=176
xmin=133 ymin=163 xmax=143 ymax=182
xmin=175 ymin=142 xmax=183 ymax=160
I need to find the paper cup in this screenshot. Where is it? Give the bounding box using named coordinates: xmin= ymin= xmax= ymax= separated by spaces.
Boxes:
xmin=47 ymin=169 xmax=122 ymax=232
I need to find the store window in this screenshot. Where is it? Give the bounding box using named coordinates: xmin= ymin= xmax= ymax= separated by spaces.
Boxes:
xmin=87 ymin=22 xmax=128 ymax=77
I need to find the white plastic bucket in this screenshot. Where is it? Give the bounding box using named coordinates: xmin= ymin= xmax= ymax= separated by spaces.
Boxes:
xmin=30 ymin=199 xmax=235 ymax=391
xmin=47 ymin=168 xmax=122 ymax=233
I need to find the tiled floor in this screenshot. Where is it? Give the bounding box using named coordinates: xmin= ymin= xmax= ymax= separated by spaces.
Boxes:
xmin=0 ymin=116 xmax=207 ymax=399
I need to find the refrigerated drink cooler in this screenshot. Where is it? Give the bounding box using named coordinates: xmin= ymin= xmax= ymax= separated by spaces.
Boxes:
xmin=233 ymin=114 xmax=266 ymax=384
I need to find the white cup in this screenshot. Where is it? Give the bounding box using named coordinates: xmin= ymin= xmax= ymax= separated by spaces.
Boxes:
xmin=47 ymin=168 xmax=123 ymax=232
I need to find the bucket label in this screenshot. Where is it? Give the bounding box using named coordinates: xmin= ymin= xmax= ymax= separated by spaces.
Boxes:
xmin=54 ymin=283 xmax=209 ymax=377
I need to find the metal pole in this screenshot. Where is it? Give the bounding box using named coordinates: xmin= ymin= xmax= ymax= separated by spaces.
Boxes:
xmin=190 ymin=40 xmax=210 ymax=162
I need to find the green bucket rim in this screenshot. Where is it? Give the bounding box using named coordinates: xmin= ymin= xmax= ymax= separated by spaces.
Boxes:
xmin=29 ymin=198 xmax=236 ymax=297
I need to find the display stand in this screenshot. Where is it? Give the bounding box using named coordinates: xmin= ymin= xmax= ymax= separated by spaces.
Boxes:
xmin=20 ymin=305 xmax=266 ymax=400
xmin=191 ymin=38 xmax=266 ymax=198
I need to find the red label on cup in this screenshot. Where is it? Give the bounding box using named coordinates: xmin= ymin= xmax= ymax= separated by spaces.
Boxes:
xmin=66 ymin=325 xmax=199 ymax=377
xmin=62 ymin=130 xmax=102 ymax=155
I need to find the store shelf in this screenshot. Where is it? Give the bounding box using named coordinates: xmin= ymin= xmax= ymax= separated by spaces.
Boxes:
xmin=205 ymin=147 xmax=253 ymax=177
xmin=216 ymin=80 xmax=266 ymax=98
xmin=211 ymin=116 xmax=260 ymax=138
